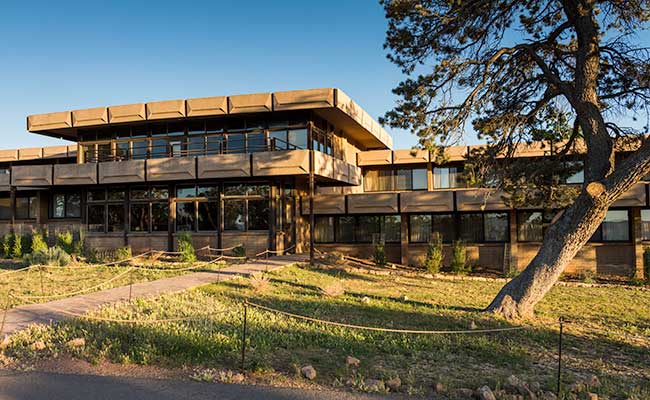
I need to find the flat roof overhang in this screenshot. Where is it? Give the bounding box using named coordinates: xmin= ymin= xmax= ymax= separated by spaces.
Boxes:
xmin=26 ymin=88 xmax=393 ymax=150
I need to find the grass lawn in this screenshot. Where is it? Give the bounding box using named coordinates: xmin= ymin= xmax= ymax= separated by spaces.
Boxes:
xmin=0 ymin=257 xmax=227 ymax=308
xmin=2 ymin=262 xmax=649 ymax=398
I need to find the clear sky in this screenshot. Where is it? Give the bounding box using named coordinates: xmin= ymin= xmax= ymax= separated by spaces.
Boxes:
xmin=1 ymin=2 xmax=647 ymax=150
xmin=0 ymin=0 xmax=419 ymax=149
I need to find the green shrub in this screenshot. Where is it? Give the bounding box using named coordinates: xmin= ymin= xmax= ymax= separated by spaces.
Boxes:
xmin=177 ymin=232 xmax=196 ymax=263
xmin=232 ymin=245 xmax=246 ymax=258
xmin=115 ymin=247 xmax=132 ymax=261
xmin=450 ymin=240 xmax=470 ymax=275
xmin=31 ymin=231 xmax=48 ymax=254
xmin=56 ymin=231 xmax=75 ymax=255
xmin=74 ymin=230 xmax=85 ymax=255
xmin=423 ymin=233 xmax=444 ymax=274
xmin=24 ymin=246 xmax=72 ymax=267
xmin=373 ymin=243 xmax=387 ymax=267
xmin=2 ymin=233 xmax=13 ymax=258
xmin=12 ymin=234 xmax=22 ymax=259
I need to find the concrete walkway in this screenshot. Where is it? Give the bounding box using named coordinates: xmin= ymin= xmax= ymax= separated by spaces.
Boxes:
xmin=1 ymin=254 xmax=307 ymax=336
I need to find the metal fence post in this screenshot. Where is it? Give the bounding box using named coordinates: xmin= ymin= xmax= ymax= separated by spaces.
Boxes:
xmin=240 ymin=301 xmax=248 ymax=373
xmin=556 ymin=316 xmax=564 ymax=397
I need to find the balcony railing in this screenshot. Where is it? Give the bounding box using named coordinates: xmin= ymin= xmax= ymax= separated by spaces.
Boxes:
xmin=82 ymin=136 xmax=303 ymax=163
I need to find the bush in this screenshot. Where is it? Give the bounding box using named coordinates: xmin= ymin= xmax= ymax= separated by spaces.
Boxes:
xmin=24 ymin=246 xmax=72 ymax=267
xmin=115 ymin=247 xmax=132 ymax=261
xmin=177 ymin=232 xmax=196 ymax=263
xmin=249 ymin=272 xmax=270 ymax=294
xmin=233 ymin=245 xmax=246 ymax=258
xmin=12 ymin=234 xmax=22 ymax=259
xmin=373 ymin=243 xmax=387 ymax=267
xmin=2 ymin=233 xmax=13 ymax=258
xmin=423 ymin=233 xmax=444 ymax=274
xmin=31 ymin=231 xmax=49 ymax=254
xmin=56 ymin=231 xmax=74 ymax=255
xmin=74 ymin=230 xmax=85 ymax=255
xmin=450 ymin=240 xmax=470 ymax=275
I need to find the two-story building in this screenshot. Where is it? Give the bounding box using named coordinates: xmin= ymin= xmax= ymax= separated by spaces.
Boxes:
xmin=0 ymin=88 xmax=645 ymax=279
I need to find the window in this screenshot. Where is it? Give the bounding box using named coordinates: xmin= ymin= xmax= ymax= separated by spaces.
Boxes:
xmin=364 ymin=167 xmax=428 ymax=191
xmin=51 ymin=193 xmax=81 ymax=219
xmin=336 ymin=216 xmax=355 ymax=242
xmin=223 ymin=184 xmax=269 ymax=231
xmin=129 ymin=187 xmax=169 ymax=233
xmin=314 ymin=217 xmax=335 ymax=243
xmin=459 ymin=213 xmax=508 ymax=243
xmin=86 ymin=189 xmax=125 ymax=233
xmin=433 ymin=167 xmax=461 ymax=189
xmin=175 ymin=185 xmax=218 ymax=232
xmin=315 ymin=215 xmax=401 ymax=243
xmin=484 ymin=213 xmax=509 ymax=242
xmin=642 ymin=209 xmax=650 ymax=241
xmin=0 ymin=194 xmax=10 ymax=220
xmin=15 ymin=194 xmax=37 ymax=220
xmin=409 ymin=214 xmax=431 ymax=243
xmin=591 ymin=210 xmax=629 ymax=241
xmin=518 ymin=211 xmax=544 ymax=241
xmin=565 ymin=161 xmax=584 ymax=184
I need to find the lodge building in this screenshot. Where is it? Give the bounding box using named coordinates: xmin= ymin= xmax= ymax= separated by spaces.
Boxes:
xmin=1 ymin=88 xmax=646 ymax=279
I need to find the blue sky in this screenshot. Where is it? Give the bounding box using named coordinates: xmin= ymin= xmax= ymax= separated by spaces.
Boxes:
xmin=0 ymin=1 xmax=647 ymax=150
xmin=0 ymin=1 xmax=418 ymax=149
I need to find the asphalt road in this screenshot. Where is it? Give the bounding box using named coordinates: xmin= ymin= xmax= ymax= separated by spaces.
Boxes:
xmin=0 ymin=370 xmax=401 ymax=400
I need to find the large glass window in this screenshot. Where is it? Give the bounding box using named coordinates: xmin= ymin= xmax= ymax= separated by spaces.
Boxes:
xmin=432 ymin=214 xmax=456 ymax=242
xmin=364 ymin=167 xmax=428 ymax=192
xmin=409 ymin=214 xmax=431 ymax=243
xmin=129 ymin=187 xmax=169 ymax=233
xmin=176 ymin=202 xmax=195 ymax=232
xmin=314 ymin=216 xmax=335 ymax=243
xmin=433 ymin=167 xmax=461 ymax=189
xmin=223 ymin=184 xmax=269 ymax=231
xmin=175 ymin=185 xmax=218 ymax=232
xmin=484 ymin=213 xmax=509 ymax=242
xmin=592 ymin=210 xmax=629 ymax=241
xmin=51 ymin=193 xmax=81 ymax=219
xmin=315 ymin=215 xmax=401 ymax=244
xmin=198 ymin=201 xmax=219 ymax=231
xmin=130 ymin=203 xmax=149 ymax=232
xmin=87 ymin=204 xmax=105 ymax=233
xmin=15 ymin=194 xmax=37 ymax=220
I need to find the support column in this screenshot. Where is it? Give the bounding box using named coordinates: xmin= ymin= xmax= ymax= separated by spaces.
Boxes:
xmin=631 ymin=207 xmax=645 ymax=279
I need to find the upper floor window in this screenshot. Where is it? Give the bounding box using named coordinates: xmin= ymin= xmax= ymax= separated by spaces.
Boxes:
xmin=564 ymin=161 xmax=584 ymax=184
xmin=433 ymin=167 xmax=463 ymax=189
xmin=363 ymin=167 xmax=427 ymax=192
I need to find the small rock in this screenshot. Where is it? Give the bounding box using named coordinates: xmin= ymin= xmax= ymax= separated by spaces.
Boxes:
xmin=506 ymin=375 xmax=523 ymax=389
xmin=434 ymin=382 xmax=446 ymax=393
xmin=345 ymin=355 xmax=360 ymax=368
xmin=401 ymin=295 xmax=409 ymax=301
xmin=301 ymin=365 xmax=317 ymax=380
xmin=386 ymin=377 xmax=401 ymax=391
xmin=586 ymin=393 xmax=598 ymax=400
xmin=66 ymin=338 xmax=85 ymax=348
xmin=529 ymin=381 xmax=541 ymax=392
xmin=230 ymin=373 xmax=245 ymax=384
xmin=364 ymin=378 xmax=385 ymax=392
xmin=31 ymin=340 xmax=46 ymax=351
xmin=455 ymin=388 xmax=475 ymax=397
xmin=469 ymin=321 xmax=478 ymax=330
xmin=361 ymin=296 xmax=370 ymax=304
xmin=477 ymin=385 xmax=497 ymax=400
xmin=587 ymin=375 xmax=601 ymax=388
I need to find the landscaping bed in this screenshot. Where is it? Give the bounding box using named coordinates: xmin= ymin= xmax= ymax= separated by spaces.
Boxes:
xmin=1 ymin=262 xmax=648 ymax=398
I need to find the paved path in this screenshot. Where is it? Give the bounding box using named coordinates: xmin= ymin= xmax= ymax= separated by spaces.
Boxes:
xmin=0 ymin=370 xmax=404 ymax=400
xmin=1 ymin=255 xmax=307 ymax=336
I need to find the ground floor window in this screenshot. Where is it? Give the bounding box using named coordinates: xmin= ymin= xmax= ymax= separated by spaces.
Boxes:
xmin=130 ymin=187 xmax=169 ymax=232
xmin=591 ymin=210 xmax=629 ymax=242
xmin=314 ymin=215 xmax=401 ymax=244
xmin=641 ymin=209 xmax=650 ymax=240
xmin=16 ymin=193 xmax=38 ymax=220
xmin=0 ymin=194 xmax=10 ymax=220
xmin=86 ymin=188 xmax=126 ymax=233
xmin=52 ymin=192 xmax=82 ymax=219
xmin=223 ymin=184 xmax=269 ymax=231
xmin=408 ymin=212 xmax=507 ymax=243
